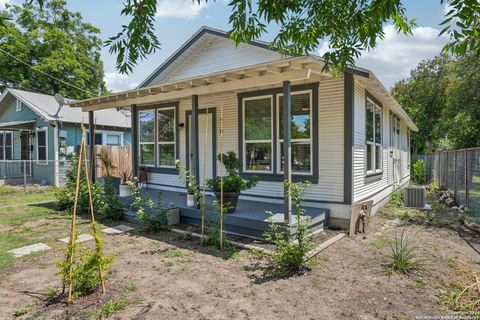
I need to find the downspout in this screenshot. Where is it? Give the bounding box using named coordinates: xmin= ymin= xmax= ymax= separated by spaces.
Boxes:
xmin=53 ymin=120 xmax=60 ymax=187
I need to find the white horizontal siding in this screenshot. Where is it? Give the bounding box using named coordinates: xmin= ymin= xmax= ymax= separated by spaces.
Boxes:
xmin=352 ymin=79 xmax=410 ymax=204
xmin=154 ymin=77 xmax=345 ymax=203
xmin=162 ymin=35 xmax=282 ymax=84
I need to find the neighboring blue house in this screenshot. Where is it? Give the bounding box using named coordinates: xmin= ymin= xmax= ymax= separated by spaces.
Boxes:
xmin=0 ymin=88 xmax=131 ymax=186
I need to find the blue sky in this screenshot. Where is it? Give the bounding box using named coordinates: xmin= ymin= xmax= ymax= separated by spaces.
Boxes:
xmin=3 ymin=0 xmax=450 ymax=92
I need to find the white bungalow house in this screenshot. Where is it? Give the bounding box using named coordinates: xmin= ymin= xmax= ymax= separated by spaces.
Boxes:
xmin=68 ymin=26 xmax=417 ymax=233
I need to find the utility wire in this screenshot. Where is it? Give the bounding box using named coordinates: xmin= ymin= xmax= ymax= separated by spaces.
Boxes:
xmin=0 ymin=47 xmax=94 ymax=96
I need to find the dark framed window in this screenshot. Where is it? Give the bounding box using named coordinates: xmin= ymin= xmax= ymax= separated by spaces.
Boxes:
xmin=242 ymin=96 xmax=273 ymax=173
xmin=137 ymin=102 xmax=179 ymax=172
xmin=36 ymin=129 xmax=47 ymax=163
xmin=278 ymin=91 xmax=312 ymax=175
xmin=238 ymin=83 xmax=319 ymax=183
xmin=366 ymin=93 xmax=382 ymax=174
xmin=139 ymin=109 xmax=155 ymax=166
xmin=0 ymin=131 xmax=13 ymax=160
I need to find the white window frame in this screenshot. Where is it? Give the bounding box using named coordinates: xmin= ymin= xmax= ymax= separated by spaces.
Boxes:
xmin=139 ymin=109 xmax=155 ymax=167
xmin=366 ymin=98 xmax=382 ymax=175
xmin=16 ymin=100 xmax=22 ymax=112
xmin=276 ymin=90 xmax=313 ymax=176
xmin=0 ymin=130 xmax=13 ymax=160
xmin=36 ymin=127 xmax=48 ymax=164
xmin=242 ymin=95 xmax=274 ymax=173
xmin=156 ymin=106 xmax=176 ymax=168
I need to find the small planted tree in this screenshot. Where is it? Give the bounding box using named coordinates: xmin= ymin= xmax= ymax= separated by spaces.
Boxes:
xmin=58 ymin=125 xmax=111 ymax=302
xmin=264 ymin=181 xmax=314 ymax=276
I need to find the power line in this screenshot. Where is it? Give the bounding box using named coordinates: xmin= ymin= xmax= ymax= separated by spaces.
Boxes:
xmin=0 ymin=47 xmax=94 ymax=96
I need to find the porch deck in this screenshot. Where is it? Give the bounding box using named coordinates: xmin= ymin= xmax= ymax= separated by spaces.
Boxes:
xmin=127 ymin=188 xmax=329 ymax=239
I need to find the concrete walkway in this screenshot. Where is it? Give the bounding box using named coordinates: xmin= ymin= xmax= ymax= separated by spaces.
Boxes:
xmin=8 ymin=243 xmax=51 ymax=257
xmin=101 ymin=225 xmax=135 ymax=234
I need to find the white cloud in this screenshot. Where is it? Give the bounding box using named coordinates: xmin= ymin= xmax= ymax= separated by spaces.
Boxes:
xmin=156 ymin=0 xmax=207 ymax=19
xmin=104 ymin=72 xmax=138 ymax=93
xmin=356 ymin=25 xmax=448 ymax=88
xmin=317 ymin=25 xmax=448 ymax=88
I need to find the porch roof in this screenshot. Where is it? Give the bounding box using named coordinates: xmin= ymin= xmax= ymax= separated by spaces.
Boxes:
xmin=68 ymin=56 xmax=328 ymax=111
xmin=68 ymin=55 xmax=418 ymax=131
xmin=0 ymin=119 xmax=35 ymax=130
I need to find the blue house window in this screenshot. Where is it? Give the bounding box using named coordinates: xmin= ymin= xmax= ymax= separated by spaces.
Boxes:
xmin=0 ymin=131 xmax=13 ymax=160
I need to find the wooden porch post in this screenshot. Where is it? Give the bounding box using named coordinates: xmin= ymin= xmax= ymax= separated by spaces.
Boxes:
xmin=283 ymin=81 xmax=292 ymax=224
xmin=88 ymin=111 xmax=96 ymax=182
xmin=131 ymin=104 xmax=139 ymax=178
xmin=191 ymin=95 xmax=199 ymax=185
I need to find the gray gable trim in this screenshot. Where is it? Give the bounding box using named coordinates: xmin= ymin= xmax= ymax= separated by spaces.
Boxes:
xmin=139 ymin=26 xmax=275 ymax=88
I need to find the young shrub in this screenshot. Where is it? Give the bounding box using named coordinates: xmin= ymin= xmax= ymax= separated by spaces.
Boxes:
xmin=130 ymin=179 xmax=169 ymax=232
xmin=202 ymin=201 xmax=231 ymax=248
xmin=98 ymin=184 xmax=124 ymax=221
xmin=389 ymin=189 xmax=403 ymax=207
xmin=57 ymin=155 xmax=107 ymax=218
xmin=411 ymin=159 xmax=427 ymax=184
xmin=57 ymin=244 xmax=113 ymax=301
xmin=264 ymin=181 xmax=315 ymax=276
xmin=387 ymin=228 xmax=421 ymax=274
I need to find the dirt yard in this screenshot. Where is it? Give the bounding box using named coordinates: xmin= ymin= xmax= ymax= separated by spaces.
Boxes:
xmin=0 ymin=187 xmax=479 ymax=320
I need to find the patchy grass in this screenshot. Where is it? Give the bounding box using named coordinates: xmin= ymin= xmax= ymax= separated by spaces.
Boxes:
xmin=438 ymin=264 xmax=480 ymax=313
xmin=0 ymin=186 xmax=91 ymax=272
xmin=13 ymin=306 xmax=29 ymax=317
xmin=124 ymin=283 xmax=137 ymax=292
xmin=163 ymin=249 xmax=184 ymax=258
xmin=95 ymin=299 xmax=127 ymax=319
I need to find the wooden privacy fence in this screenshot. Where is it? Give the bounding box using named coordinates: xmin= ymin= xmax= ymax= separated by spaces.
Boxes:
xmin=87 ymin=145 xmax=132 ymax=178
xmin=424 ymin=148 xmax=480 ymax=217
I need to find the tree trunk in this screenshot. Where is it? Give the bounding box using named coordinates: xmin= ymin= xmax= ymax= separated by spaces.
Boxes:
xmin=427 ymin=139 xmax=433 ymax=154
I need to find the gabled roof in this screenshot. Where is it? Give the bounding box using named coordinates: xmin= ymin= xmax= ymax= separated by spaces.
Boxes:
xmin=139 ymin=26 xmax=283 ymax=87
xmin=0 ymin=89 xmax=130 ymax=128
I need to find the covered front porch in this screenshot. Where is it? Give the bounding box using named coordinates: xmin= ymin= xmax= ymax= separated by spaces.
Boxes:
xmin=70 ymin=56 xmax=334 ymax=237
xmin=126 ymin=188 xmax=329 ymax=239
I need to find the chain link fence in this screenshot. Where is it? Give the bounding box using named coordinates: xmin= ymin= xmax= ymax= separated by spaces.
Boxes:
xmin=0 ymin=160 xmax=73 ymax=189
xmin=425 ymin=148 xmax=480 ymax=217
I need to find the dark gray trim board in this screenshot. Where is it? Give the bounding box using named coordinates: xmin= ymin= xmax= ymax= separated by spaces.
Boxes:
xmin=185 ymin=108 xmax=217 ymax=180
xmin=138 ymin=102 xmax=180 ymax=175
xmin=344 ymin=67 xmax=370 ymax=79
xmin=237 ymin=82 xmax=319 ymax=183
xmin=131 ymin=105 xmax=139 ymax=177
xmin=343 ymin=73 xmax=354 ymax=205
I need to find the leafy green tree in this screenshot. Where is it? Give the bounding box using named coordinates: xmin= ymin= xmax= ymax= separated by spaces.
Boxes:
xmin=0 ymin=0 xmax=107 ymax=99
xmin=440 ymin=0 xmax=480 ymax=57
xmin=391 ymin=56 xmax=450 ymax=154
xmin=444 ymin=54 xmax=480 ymax=148
xmin=103 ymin=0 xmax=480 ymax=75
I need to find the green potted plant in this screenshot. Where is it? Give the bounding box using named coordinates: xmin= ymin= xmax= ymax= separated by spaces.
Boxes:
xmin=207 ymin=151 xmax=258 ymax=213
xmin=176 ymin=160 xmax=199 ymax=207
xmin=96 ymin=149 xmax=120 ymax=192
xmin=119 ymin=170 xmax=133 ymax=197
